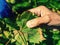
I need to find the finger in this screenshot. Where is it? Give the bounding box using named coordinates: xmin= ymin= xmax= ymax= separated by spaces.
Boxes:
xmin=28 ymin=6 xmax=41 ymax=16
xmin=40 ymin=6 xmax=52 ymax=17
xmin=26 ymin=15 xmax=50 ymax=28
xmin=28 ymin=6 xmax=52 ymax=17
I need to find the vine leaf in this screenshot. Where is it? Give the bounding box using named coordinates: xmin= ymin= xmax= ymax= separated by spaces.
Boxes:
xmin=38 ymin=0 xmax=48 ymax=3
xmin=16 ymin=11 xmax=46 ymax=44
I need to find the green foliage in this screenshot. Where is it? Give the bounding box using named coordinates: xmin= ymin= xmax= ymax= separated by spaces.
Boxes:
xmin=0 ymin=0 xmax=60 ymax=45
xmin=0 ymin=11 xmax=45 ymax=45
xmin=8 ymin=0 xmax=60 ymax=12
xmin=56 ymin=40 xmax=60 ymax=45
xmin=16 ymin=11 xmax=44 ymax=44
xmin=38 ymin=0 xmax=48 ymax=3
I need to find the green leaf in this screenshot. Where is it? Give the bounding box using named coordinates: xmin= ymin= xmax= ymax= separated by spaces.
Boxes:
xmin=6 ymin=0 xmax=15 ymax=4
xmin=0 ymin=43 xmax=4 ymax=45
xmin=2 ymin=18 xmax=19 ymax=30
xmin=15 ymin=32 xmax=28 ymax=45
xmin=16 ymin=11 xmax=45 ymax=44
xmin=56 ymin=40 xmax=60 ymax=45
xmin=12 ymin=2 xmax=30 ymax=11
xmin=38 ymin=0 xmax=48 ymax=3
xmin=28 ymin=29 xmax=40 ymax=43
xmin=11 ymin=38 xmax=16 ymax=43
xmin=17 ymin=11 xmax=36 ymax=28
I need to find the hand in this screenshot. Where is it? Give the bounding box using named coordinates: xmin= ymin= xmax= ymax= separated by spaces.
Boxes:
xmin=26 ymin=6 xmax=60 ymax=28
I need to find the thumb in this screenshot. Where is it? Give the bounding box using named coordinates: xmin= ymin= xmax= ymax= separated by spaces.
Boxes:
xmin=26 ymin=15 xmax=50 ymax=28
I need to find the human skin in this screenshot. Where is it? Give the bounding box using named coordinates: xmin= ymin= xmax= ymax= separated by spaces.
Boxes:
xmin=26 ymin=6 xmax=60 ymax=28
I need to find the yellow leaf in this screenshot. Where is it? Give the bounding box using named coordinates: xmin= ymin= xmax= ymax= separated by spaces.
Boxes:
xmin=57 ymin=10 xmax=60 ymax=15
xmin=38 ymin=28 xmax=46 ymax=42
xmin=3 ymin=31 xmax=10 ymax=38
xmin=0 ymin=34 xmax=3 ymax=37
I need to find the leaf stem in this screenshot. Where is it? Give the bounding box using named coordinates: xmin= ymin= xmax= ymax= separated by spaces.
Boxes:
xmin=5 ymin=39 xmax=11 ymax=45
